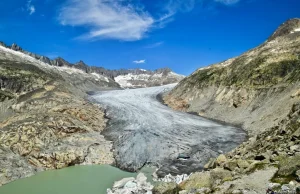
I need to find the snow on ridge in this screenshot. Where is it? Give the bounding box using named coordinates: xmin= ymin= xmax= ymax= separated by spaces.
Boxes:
xmin=0 ymin=45 xmax=110 ymax=83
xmin=291 ymin=28 xmax=300 ymax=33
xmin=0 ymin=45 xmax=52 ymax=70
xmin=114 ymin=71 xmax=183 ymax=88
xmin=169 ymin=71 xmax=185 ymax=78
xmin=91 ymin=72 xmax=109 ymax=82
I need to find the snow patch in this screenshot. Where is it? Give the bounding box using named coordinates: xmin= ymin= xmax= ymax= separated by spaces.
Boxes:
xmin=115 ymin=73 xmax=151 ymax=88
xmin=291 ymin=28 xmax=300 ymax=34
xmin=169 ymin=71 xmax=185 ymax=78
xmin=55 ymin=66 xmax=85 ymax=74
xmin=91 ymin=72 xmax=109 ymax=82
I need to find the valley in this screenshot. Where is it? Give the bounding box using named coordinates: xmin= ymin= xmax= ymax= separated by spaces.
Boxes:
xmin=92 ymin=85 xmax=246 ymax=177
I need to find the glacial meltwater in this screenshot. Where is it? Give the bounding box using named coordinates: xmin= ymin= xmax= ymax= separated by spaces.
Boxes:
xmin=0 ymin=165 xmax=136 ymax=194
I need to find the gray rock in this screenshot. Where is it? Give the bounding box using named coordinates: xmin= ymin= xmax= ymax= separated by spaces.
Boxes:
xmin=113 ymin=177 xmax=135 ymax=189
xmin=153 ymin=182 xmax=178 ymax=194
xmin=232 ymin=190 xmax=243 ymax=194
xmin=268 ymin=183 xmax=281 ymax=190
xmin=296 ymin=170 xmax=300 ymax=181
xmin=108 ymin=173 xmax=154 ymax=194
xmin=224 ymin=160 xmax=238 ymax=171
xmin=290 ymin=145 xmax=300 ymax=152
xmin=124 ymin=181 xmax=137 ymax=189
xmin=281 ymin=184 xmax=291 ymax=191
xmin=137 ymin=173 xmax=148 ymax=184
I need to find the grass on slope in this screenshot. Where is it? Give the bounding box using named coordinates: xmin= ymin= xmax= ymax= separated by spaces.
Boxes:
xmin=188 ymin=55 xmax=300 ymax=88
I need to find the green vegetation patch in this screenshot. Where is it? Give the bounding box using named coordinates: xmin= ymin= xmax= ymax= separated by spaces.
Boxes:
xmin=189 ymin=55 xmax=300 ymax=89
xmin=0 ymin=90 xmax=14 ymax=101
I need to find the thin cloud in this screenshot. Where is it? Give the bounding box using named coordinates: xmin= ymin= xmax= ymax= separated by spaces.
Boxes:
xmin=214 ymin=0 xmax=240 ymax=5
xmin=27 ymin=0 xmax=35 ymax=15
xmin=58 ymin=0 xmax=242 ymax=41
xmin=145 ymin=41 xmax=164 ymax=49
xmin=133 ymin=60 xmax=146 ymax=64
xmin=160 ymin=0 xmax=241 ymax=22
xmin=157 ymin=0 xmax=197 ymax=24
xmin=58 ymin=0 xmax=154 ymax=41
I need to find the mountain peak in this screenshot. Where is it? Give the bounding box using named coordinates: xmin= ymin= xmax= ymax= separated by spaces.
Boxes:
xmin=75 ymin=60 xmax=87 ymax=66
xmin=11 ymin=43 xmax=23 ymax=51
xmin=268 ymin=18 xmax=300 ymax=41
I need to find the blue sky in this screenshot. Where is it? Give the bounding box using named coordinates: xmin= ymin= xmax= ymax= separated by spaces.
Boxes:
xmin=0 ymin=0 xmax=299 ymax=75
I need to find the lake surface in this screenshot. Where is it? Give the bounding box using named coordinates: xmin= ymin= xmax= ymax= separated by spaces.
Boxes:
xmin=0 ymin=165 xmax=136 ymax=194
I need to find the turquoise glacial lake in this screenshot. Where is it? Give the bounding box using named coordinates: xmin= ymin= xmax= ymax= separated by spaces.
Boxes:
xmin=0 ymin=165 xmax=138 ymax=194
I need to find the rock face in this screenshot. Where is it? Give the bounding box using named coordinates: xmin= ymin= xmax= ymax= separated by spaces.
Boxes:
xmin=0 ymin=46 xmax=116 ymax=186
xmin=162 ymin=18 xmax=300 ymax=193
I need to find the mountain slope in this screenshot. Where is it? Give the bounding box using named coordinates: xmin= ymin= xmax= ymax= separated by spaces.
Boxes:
xmin=0 ymin=42 xmax=184 ymax=89
xmin=0 ymin=38 xmax=184 ymax=186
xmin=162 ymin=18 xmax=300 ymax=193
xmin=0 ymin=48 xmax=115 ymax=186
xmin=165 ymin=18 xmax=300 ymax=135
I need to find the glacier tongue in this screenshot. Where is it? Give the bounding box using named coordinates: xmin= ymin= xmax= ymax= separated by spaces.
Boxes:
xmin=92 ymin=84 xmax=246 ymax=176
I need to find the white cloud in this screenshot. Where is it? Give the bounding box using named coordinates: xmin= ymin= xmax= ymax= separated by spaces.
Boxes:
xmin=58 ymin=0 xmax=154 ymax=41
xmin=145 ymin=41 xmax=164 ymax=49
xmin=160 ymin=0 xmax=240 ymax=22
xmin=133 ymin=60 xmax=146 ymax=64
xmin=58 ymin=0 xmax=241 ymax=41
xmin=214 ymin=0 xmax=240 ymax=5
xmin=165 ymin=0 xmax=197 ymax=14
xmin=158 ymin=0 xmax=197 ymax=22
xmin=27 ymin=0 xmax=36 ymax=15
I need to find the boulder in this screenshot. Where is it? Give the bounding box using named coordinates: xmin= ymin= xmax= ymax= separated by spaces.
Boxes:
xmin=210 ymin=168 xmax=233 ymax=184
xmin=153 ymin=182 xmax=179 ymax=194
xmin=290 ymin=145 xmax=300 ymax=152
xmin=113 ymin=177 xmax=135 ymax=188
xmin=216 ymin=154 xmax=227 ymax=166
xmin=293 ymin=128 xmax=300 ymax=138
xmin=124 ymin=181 xmax=137 ymax=189
xmin=277 ymin=155 xmax=300 ymax=176
xmin=268 ymin=183 xmax=281 ymax=190
xmin=136 ymin=173 xmax=147 ymax=184
xmin=244 ymin=161 xmax=266 ymax=173
xmin=237 ymin=159 xmax=250 ymax=169
xmin=179 ymin=172 xmax=211 ymax=190
xmin=204 ymin=158 xmax=216 ymax=169
xmin=295 ymin=170 xmax=300 ymax=181
xmin=224 ymin=160 xmax=238 ymax=171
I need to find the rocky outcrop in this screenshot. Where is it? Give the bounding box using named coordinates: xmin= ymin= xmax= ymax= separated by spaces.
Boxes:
xmin=162 ymin=18 xmax=300 ymax=193
xmin=0 ymin=80 xmax=115 ymax=186
xmin=0 ymin=51 xmax=115 ymax=185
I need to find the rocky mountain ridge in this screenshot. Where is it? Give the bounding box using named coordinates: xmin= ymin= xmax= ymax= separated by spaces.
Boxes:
xmin=0 ymin=41 xmax=184 ymax=88
xmin=161 ymin=18 xmax=300 ymax=193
